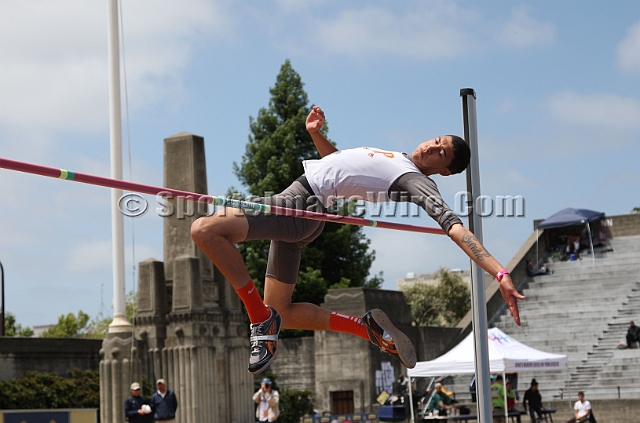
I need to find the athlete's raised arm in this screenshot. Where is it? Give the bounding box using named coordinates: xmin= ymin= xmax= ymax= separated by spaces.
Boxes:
xmin=306 ymin=106 xmax=338 ymax=158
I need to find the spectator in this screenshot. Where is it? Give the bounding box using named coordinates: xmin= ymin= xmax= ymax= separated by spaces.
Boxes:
xmin=523 ymin=379 xmax=544 ymax=423
xmin=526 ymin=260 xmax=549 ymax=277
xmin=491 ymin=375 xmax=505 ymax=422
xmin=124 ymin=382 xmax=150 ymax=423
xmin=626 ymin=321 xmax=640 ymax=349
xmin=253 ymin=377 xmax=280 ymax=422
xmin=567 ymin=235 xmax=581 ymax=254
xmin=505 ymin=381 xmax=516 ymax=411
xmin=506 ymin=372 xmax=519 ymax=400
xmin=150 ymin=379 xmax=178 ymax=423
xmin=426 ymin=382 xmax=453 ymax=416
xmin=566 ymin=392 xmax=591 ymax=423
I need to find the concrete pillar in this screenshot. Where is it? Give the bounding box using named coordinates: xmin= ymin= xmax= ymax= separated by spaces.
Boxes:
xmin=163 ymin=132 xmax=213 ymax=294
xmin=99 ymin=332 xmax=141 ymax=423
xmin=111 ymin=131 xmax=257 ymax=423
xmin=135 ymin=259 xmax=168 ymax=384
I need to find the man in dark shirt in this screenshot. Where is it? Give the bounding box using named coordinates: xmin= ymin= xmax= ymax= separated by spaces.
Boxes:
xmin=150 ymin=379 xmax=178 ymax=423
xmin=523 ymin=379 xmax=544 ymax=422
xmin=627 ymin=321 xmax=640 ymax=348
xmin=124 ymin=382 xmax=150 ymax=423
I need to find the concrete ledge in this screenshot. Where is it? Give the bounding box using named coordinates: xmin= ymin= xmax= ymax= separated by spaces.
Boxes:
xmin=0 ymin=337 xmax=102 ymax=382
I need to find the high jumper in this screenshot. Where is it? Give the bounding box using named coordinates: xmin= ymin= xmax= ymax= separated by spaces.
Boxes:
xmin=190 ymin=106 xmax=525 ymax=374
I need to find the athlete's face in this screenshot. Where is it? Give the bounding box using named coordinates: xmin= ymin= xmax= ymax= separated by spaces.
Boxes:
xmin=411 ymin=136 xmax=454 ymax=176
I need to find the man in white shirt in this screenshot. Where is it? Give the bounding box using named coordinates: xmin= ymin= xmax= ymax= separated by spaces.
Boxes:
xmin=566 ymin=392 xmax=591 ymax=423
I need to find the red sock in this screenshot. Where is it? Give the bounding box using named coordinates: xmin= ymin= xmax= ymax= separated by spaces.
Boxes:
xmin=329 ymin=311 xmax=370 ymax=341
xmin=235 ymin=280 xmax=271 ymax=323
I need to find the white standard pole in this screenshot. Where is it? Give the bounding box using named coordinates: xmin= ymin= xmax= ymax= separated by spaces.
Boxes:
xmin=461 ymin=88 xmax=492 ymax=423
xmin=503 ymin=372 xmax=508 ymax=422
xmin=107 ymin=0 xmax=130 ymax=332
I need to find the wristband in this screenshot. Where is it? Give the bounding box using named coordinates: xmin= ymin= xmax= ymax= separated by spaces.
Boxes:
xmin=495 ymin=269 xmax=509 ymax=282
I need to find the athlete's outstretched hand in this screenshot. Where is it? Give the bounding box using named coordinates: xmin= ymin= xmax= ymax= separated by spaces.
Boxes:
xmin=498 ymin=274 xmax=526 ymax=326
xmin=306 ymin=106 xmax=325 ymax=133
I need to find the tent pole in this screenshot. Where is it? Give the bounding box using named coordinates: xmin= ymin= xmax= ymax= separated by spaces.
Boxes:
xmin=408 ymin=377 xmax=415 ymax=423
xmin=536 ymin=228 xmax=539 ymax=270
xmin=461 ymin=88 xmax=492 ymax=423
xmin=587 ymin=222 xmax=595 ymax=266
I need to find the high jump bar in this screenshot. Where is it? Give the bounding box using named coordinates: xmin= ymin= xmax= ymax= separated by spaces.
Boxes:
xmin=0 ymin=157 xmax=446 ymax=236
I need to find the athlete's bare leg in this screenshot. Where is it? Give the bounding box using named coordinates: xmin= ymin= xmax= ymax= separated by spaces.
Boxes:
xmin=191 ymin=207 xmax=252 ymax=290
xmin=264 ymin=277 xmax=331 ymax=330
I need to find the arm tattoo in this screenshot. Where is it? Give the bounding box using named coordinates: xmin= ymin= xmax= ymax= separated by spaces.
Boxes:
xmin=462 ymin=234 xmax=492 ymax=261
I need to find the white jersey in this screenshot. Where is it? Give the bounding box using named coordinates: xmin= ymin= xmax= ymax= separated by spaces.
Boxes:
xmin=574 ymin=400 xmax=591 ymax=418
xmin=303 ymin=147 xmax=421 ymax=207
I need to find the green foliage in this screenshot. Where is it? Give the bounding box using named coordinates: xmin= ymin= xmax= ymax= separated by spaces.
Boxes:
xmin=86 ymin=290 xmax=140 ymax=339
xmin=4 ymin=312 xmax=34 ymax=337
xmin=401 ymin=268 xmax=471 ymax=327
xmin=0 ymin=369 xmax=100 ymax=409
xmin=40 ymin=310 xmax=91 ymax=338
xmin=232 ymin=60 xmax=380 ymax=312
xmin=279 ymin=389 xmax=314 ymax=423
xmin=633 ymin=207 xmax=640 ymax=213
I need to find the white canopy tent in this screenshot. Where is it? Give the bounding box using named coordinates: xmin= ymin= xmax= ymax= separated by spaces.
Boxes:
xmin=406 ymin=328 xmax=568 ymax=422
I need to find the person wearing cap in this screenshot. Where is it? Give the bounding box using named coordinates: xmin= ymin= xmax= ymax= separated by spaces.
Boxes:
xmin=124 ymin=382 xmax=151 ymax=423
xmin=523 ymin=378 xmax=544 ymax=422
xmin=426 ymin=382 xmax=452 ymax=416
xmin=149 ymin=379 xmax=178 ymax=423
xmin=253 ymin=377 xmax=280 ymax=422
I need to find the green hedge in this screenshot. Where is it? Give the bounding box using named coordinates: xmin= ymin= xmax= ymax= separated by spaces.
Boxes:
xmin=0 ymin=369 xmax=99 ymax=409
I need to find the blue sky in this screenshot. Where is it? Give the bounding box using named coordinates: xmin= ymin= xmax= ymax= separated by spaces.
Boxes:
xmin=1 ymin=1 xmax=639 ymax=328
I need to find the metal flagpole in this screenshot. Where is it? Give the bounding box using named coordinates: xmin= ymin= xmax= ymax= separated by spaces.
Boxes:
xmin=107 ymin=0 xmax=129 ymax=332
xmin=460 ymin=88 xmax=492 ymax=423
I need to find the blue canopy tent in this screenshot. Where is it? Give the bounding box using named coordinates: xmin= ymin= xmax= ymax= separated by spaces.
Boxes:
xmin=537 ymin=208 xmax=605 ymax=265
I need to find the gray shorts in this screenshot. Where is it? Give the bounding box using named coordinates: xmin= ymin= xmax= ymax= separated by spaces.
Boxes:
xmin=244 ymin=177 xmax=325 ymax=285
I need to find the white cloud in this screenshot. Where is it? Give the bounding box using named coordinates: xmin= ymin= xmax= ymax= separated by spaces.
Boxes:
xmin=308 ymin=3 xmax=481 ymax=60
xmin=0 ymin=0 xmax=229 ymax=134
xmin=547 ymin=91 xmax=640 ymax=130
xmin=496 ymin=7 xmax=555 ymax=48
xmin=63 ymin=239 xmax=161 ymax=274
xmin=617 ymin=20 xmax=640 ymax=74
xmin=64 ymin=240 xmax=112 ymax=273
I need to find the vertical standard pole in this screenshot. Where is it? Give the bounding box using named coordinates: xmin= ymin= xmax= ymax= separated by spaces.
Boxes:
xmin=0 ymin=261 xmax=4 ymax=337
xmin=107 ymin=0 xmax=129 ymax=332
xmin=461 ymin=88 xmax=492 ymax=423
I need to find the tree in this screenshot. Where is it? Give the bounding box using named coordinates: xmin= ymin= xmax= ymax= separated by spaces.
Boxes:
xmin=401 ymin=268 xmax=471 ymax=327
xmin=232 ymin=60 xmax=382 ymax=315
xmin=4 ymin=312 xmax=34 ymax=337
xmin=40 ymin=311 xmax=91 ymax=338
xmin=632 ymin=207 xmax=639 ymax=213
xmin=86 ymin=290 xmax=138 ymax=339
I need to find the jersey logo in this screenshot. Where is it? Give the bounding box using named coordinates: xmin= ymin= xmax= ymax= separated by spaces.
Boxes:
xmin=364 ymin=148 xmax=394 ymax=158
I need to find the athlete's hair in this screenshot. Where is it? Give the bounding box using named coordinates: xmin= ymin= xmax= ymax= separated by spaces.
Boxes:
xmin=447 ymin=135 xmax=471 ymax=175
